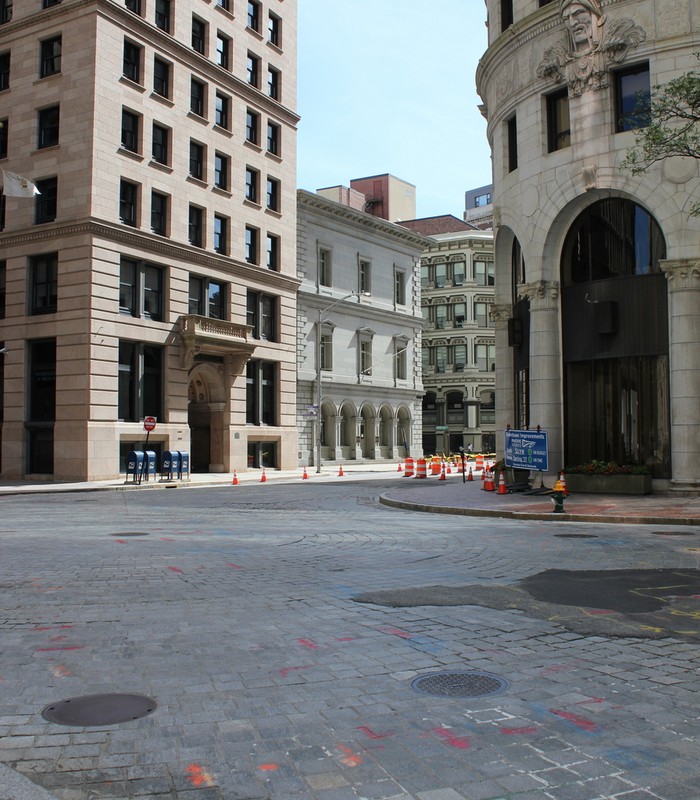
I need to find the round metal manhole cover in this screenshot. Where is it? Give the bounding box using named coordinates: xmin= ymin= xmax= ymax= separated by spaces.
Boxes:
xmin=411 ymin=671 xmax=508 ymax=698
xmin=42 ymin=693 xmax=157 ymax=726
xmin=109 ymin=532 xmax=149 ymax=537
xmin=554 ymin=533 xmax=598 ymax=539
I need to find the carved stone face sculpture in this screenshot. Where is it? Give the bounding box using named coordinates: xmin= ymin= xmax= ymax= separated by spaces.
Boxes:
xmin=560 ymin=0 xmax=603 ymax=54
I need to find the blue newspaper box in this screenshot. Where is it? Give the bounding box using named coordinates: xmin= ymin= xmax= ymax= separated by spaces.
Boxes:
xmin=126 ymin=450 xmax=145 ymax=483
xmin=144 ymin=450 xmax=157 ymax=481
xmin=177 ymin=451 xmax=190 ymax=480
xmin=161 ymin=450 xmax=180 ymax=480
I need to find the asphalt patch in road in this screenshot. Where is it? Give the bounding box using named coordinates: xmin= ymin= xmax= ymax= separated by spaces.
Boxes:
xmin=353 ymin=568 xmax=700 ymax=642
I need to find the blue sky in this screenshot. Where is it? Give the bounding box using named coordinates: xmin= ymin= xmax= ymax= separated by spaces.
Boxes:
xmin=296 ymin=0 xmax=493 ymax=220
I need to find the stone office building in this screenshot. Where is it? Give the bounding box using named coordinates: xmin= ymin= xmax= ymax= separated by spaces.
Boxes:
xmin=0 ymin=0 xmax=299 ymax=479
xmin=477 ymin=0 xmax=700 ymax=490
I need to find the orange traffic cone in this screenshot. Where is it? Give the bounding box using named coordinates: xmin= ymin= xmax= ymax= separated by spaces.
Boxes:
xmin=338 ymin=464 xmax=344 ymax=477
xmin=447 ymin=461 xmax=452 ymax=474
xmin=260 ymin=468 xmax=267 ymax=483
xmin=467 ymin=467 xmax=473 ymax=481
xmin=302 ymin=466 xmax=308 ymax=480
xmin=439 ymin=463 xmax=446 ymax=481
xmin=559 ymin=472 xmax=568 ymax=496
xmin=231 ymin=470 xmax=239 ymax=486
xmin=483 ymin=468 xmax=495 ymax=492
xmin=497 ymin=471 xmax=508 ymax=494
xmin=397 ymin=461 xmax=403 ymax=472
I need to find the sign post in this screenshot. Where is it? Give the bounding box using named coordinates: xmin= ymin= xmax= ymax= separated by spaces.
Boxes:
xmin=141 ymin=416 xmax=157 ymax=482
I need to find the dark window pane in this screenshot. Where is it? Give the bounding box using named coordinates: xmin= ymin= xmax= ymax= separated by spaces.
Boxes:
xmin=34 ymin=177 xmax=57 ymax=224
xmin=40 ymin=36 xmax=61 ymax=77
xmin=30 ymin=254 xmax=58 ymax=314
xmin=38 ymin=105 xmax=60 ymax=148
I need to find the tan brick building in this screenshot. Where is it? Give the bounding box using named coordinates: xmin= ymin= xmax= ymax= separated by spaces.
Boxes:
xmin=0 ymin=0 xmax=299 ymax=480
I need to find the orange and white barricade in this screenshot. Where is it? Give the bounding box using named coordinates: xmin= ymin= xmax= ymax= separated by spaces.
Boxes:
xmin=415 ymin=458 xmax=428 ymax=479
xmin=403 ymin=457 xmax=414 ymax=477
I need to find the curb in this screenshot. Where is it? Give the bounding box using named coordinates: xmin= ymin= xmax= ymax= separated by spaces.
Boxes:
xmin=0 ymin=763 xmax=61 ymax=800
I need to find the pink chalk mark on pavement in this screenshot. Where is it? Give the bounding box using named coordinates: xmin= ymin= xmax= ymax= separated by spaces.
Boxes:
xmin=431 ymin=727 xmax=470 ymax=749
xmin=296 ymin=638 xmax=321 ymax=650
xmin=167 ymin=566 xmax=184 ymax=573
xmin=501 ymin=726 xmax=538 ymax=735
xmin=357 ymin=726 xmax=395 ymax=740
xmin=278 ymin=665 xmax=313 ymax=678
xmin=549 ymin=708 xmax=598 ymax=732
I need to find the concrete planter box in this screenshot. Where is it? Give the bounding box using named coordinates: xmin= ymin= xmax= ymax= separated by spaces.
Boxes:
xmin=566 ymin=473 xmax=652 ymax=495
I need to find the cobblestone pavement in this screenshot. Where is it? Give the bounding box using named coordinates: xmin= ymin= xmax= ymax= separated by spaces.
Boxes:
xmin=1 ymin=479 xmax=700 ymax=800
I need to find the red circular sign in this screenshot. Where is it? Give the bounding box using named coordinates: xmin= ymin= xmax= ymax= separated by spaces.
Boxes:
xmin=143 ymin=416 xmax=157 ymax=432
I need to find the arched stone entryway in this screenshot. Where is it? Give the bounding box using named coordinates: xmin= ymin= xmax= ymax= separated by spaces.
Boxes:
xmin=188 ymin=364 xmax=228 ymax=473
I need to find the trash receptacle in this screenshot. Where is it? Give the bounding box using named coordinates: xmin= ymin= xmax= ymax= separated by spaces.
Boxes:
xmin=177 ymin=451 xmax=190 ymax=480
xmin=144 ymin=450 xmax=157 ymax=481
xmin=126 ymin=450 xmax=145 ymax=483
xmin=161 ymin=450 xmax=180 ymax=481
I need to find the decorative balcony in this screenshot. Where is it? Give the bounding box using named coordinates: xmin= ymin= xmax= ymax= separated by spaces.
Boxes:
xmin=179 ymin=314 xmax=255 ymax=371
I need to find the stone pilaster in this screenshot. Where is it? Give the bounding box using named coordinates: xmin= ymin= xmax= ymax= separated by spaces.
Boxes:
xmin=662 ymin=259 xmax=700 ymax=492
xmin=491 ymin=304 xmax=515 ymax=450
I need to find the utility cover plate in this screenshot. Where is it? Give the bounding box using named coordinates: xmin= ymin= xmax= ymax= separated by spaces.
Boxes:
xmin=411 ymin=671 xmax=508 ymax=698
xmin=42 ymin=693 xmax=157 ymax=726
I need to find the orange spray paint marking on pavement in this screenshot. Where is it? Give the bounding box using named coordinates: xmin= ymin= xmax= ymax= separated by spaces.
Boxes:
xmin=337 ymin=745 xmax=362 ymax=767
xmin=51 ymin=664 xmax=72 ymax=677
xmin=431 ymin=727 xmax=471 ymax=749
xmin=185 ymin=764 xmax=215 ymax=787
xmin=36 ymin=645 xmax=83 ymax=652
xmin=258 ymin=764 xmax=279 ymax=772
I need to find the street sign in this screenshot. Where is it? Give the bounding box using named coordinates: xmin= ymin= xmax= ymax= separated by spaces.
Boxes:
xmin=143 ymin=416 xmax=157 ymax=432
xmin=504 ymin=429 xmax=549 ymax=472
xmin=435 ymin=425 xmax=448 ymax=432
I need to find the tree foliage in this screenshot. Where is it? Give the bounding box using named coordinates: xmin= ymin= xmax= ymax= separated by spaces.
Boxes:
xmin=620 ymin=57 xmax=700 ymax=215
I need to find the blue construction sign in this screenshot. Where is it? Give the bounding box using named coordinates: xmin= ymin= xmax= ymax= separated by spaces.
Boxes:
xmin=504 ymin=429 xmax=549 ymax=472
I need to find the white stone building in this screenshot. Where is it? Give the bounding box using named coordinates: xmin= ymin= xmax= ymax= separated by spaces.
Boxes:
xmin=0 ymin=0 xmax=299 ymax=479
xmin=477 ymin=0 xmax=700 ymax=490
xmin=296 ymin=189 xmax=428 ymax=468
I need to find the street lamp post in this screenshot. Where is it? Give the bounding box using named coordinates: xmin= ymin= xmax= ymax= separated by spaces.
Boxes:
xmin=315 ymin=292 xmax=358 ymax=473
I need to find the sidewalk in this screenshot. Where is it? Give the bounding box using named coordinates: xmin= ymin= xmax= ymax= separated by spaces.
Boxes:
xmin=1 ymin=462 xmax=699 ymax=525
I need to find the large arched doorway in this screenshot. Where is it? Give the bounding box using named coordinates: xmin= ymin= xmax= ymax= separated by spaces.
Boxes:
xmin=560 ymin=197 xmax=670 ymax=477
xmin=188 ymin=365 xmax=228 ymax=473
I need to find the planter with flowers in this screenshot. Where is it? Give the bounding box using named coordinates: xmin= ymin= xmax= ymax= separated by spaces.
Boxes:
xmin=563 ymin=461 xmax=652 ymax=495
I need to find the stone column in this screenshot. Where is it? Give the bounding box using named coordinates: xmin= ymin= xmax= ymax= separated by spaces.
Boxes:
xmin=491 ymin=304 xmax=514 ymax=451
xmin=662 ymin=259 xmax=700 ymax=492
xmin=521 ymin=280 xmax=563 ymax=474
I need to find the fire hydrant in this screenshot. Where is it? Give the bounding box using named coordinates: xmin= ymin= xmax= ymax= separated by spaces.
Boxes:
xmin=551 ymin=479 xmax=566 ymax=513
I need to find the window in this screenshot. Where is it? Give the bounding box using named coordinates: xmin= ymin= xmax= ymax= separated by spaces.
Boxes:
xmin=189 ymin=140 xmax=205 ymax=180
xmin=43 ymin=0 xmax=61 ymax=7
xmin=394 ymin=270 xmax=406 ymax=305
xmin=119 ymin=341 xmax=163 ymax=422
xmin=150 ymin=191 xmax=168 ymax=235
xmin=40 ymin=36 xmax=61 ymax=78
xmin=501 ymin=0 xmax=513 ymax=31
xmin=0 ymin=118 xmax=6 ymax=158
xmin=247 ymin=291 xmax=277 ymax=340
xmin=453 ymin=302 xmax=466 ymax=327
xmin=547 ymin=88 xmax=571 ymax=151
xmin=454 ymin=344 xmax=467 ymax=371
xmin=246 ymin=360 xmax=276 ymax=426
xmin=121 ymin=109 xmax=140 ymax=153
xmin=189 ymin=205 xmax=203 ymax=247
xmin=507 ymin=115 xmax=518 ymax=172
xmin=35 ymin=177 xmax=57 ymax=224
xmin=474 ymin=301 xmax=493 ymax=328
xmin=27 ymin=339 xmax=57 ymax=474
xmin=190 ymin=77 xmax=206 ymax=116
xmin=1 ymin=0 xmax=12 ymax=24
xmin=246 ymin=109 xmax=260 ymax=144
xmin=152 ymin=123 xmax=170 ymax=165
xmin=153 ymin=57 xmax=170 ymax=98
xmin=119 ymin=179 xmax=139 ymax=226
xmin=474 ymin=192 xmax=491 ymax=207
xmin=247 ymin=53 xmax=259 ymax=86
xmin=125 ymin=0 xmax=141 ymax=13
xmin=434 ymin=262 xmax=446 ymax=288
xmin=266 ymin=121 xmax=280 ymax=155
xmin=320 ymin=330 xmax=332 ymax=371
xmin=0 ymin=260 xmax=5 ymax=317
xmin=266 ymin=176 xmax=279 ymax=211
xmin=189 ymin=276 xmax=225 ymax=319
xmin=123 ymin=40 xmax=142 ymax=83
xmin=267 ymin=66 xmax=280 ymax=100
xmin=475 ymin=260 xmax=495 ymax=286
xmin=435 ymin=304 xmax=447 ymax=329
xmin=359 ymin=337 xmax=372 ymax=377
xmin=421 ymin=264 xmax=429 ymax=288
xmin=38 ymin=105 xmax=60 ymax=149
xmin=0 ymin=52 xmax=9 ymax=90
xmin=30 ymin=254 xmax=58 ymax=314
xmin=319 ymin=247 xmax=331 ymax=286
xmin=359 ymin=258 xmax=371 ymax=294
xmin=452 ymin=260 xmax=466 ymax=285
xmin=191 ymin=17 xmax=206 ymax=54
xmin=247 ymin=0 xmax=260 ymax=31
xmin=245 ymin=225 xmax=259 ymax=264
xmin=216 ymin=33 xmax=230 ymax=69
xmin=266 ymin=233 xmax=279 ymax=271
xmin=395 ymin=339 xmax=407 ymax=380
xmin=214 ymin=152 xmax=229 ymax=190
xmin=216 ymin=0 xmax=230 ymax=10
xmin=245 ymin=166 xmax=259 ymax=202
xmin=615 ymin=63 xmax=651 ymax=132
xmin=155 ymin=0 xmax=170 ymax=32
xmin=119 ymin=258 xmax=164 ymax=320
xmin=476 ymin=342 xmax=496 ymax=372
xmin=268 ymin=12 xmax=281 ymax=46
xmin=214 ymin=214 xmax=228 ymax=254
xmin=215 ymin=92 xmax=230 ymax=129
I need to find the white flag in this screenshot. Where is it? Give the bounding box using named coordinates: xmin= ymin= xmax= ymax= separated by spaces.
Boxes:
xmin=2 ymin=170 xmax=41 ymax=198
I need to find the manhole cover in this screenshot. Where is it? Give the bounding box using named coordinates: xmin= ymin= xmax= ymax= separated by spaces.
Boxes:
xmin=554 ymin=534 xmax=598 ymax=538
xmin=109 ymin=532 xmax=149 ymax=537
xmin=42 ymin=693 xmax=157 ymax=726
xmin=411 ymin=671 xmax=508 ymax=698
xmin=652 ymin=531 xmax=695 ymax=537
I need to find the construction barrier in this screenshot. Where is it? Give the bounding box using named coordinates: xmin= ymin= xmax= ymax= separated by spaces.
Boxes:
xmin=475 ymin=454 xmax=484 ymax=472
xmin=430 ymin=459 xmax=442 ymax=476
xmin=403 ymin=457 xmax=414 ymax=477
xmin=415 ymin=458 xmax=427 ymax=479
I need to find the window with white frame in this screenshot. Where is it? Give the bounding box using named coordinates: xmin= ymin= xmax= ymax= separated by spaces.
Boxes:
xmin=476 ymin=342 xmax=495 ymax=372
xmin=394 ymin=269 xmax=406 ymax=305
xmin=475 ymin=259 xmax=495 ymax=286
xmin=395 ymin=338 xmax=408 ymax=380
xmin=359 ymin=258 xmax=371 ymax=294
xmin=320 ymin=328 xmax=333 ymax=371
xmin=358 ymin=331 xmax=373 ymax=377
xmin=318 ymin=247 xmax=331 ymax=287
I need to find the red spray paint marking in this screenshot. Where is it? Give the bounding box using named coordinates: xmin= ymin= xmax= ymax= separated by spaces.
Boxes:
xmin=549 ymin=708 xmax=598 ymax=732
xmin=52 ymin=664 xmax=72 ymax=677
xmin=501 ymin=726 xmax=538 ymax=735
xmin=378 ymin=626 xmax=413 ymax=639
xmin=36 ymin=645 xmax=83 ymax=652
xmin=33 ymin=625 xmax=73 ymax=632
xmin=357 ymin=726 xmax=394 ymax=740
xmin=114 ymin=540 xmax=128 ymax=544
xmin=431 ymin=727 xmax=470 ymax=749
xmin=337 ymin=744 xmax=362 ymax=767
xmin=50 ymin=636 xmax=68 ymax=642
xmin=575 ymin=697 xmax=604 ymax=706
xmin=226 ymin=563 xmax=242 ymax=569
xmin=337 ymin=637 xmax=354 ymax=641
xmin=167 ymin=566 xmax=184 ymax=573
xmin=585 ymin=608 xmax=615 ymax=615
xmin=185 ymin=764 xmax=214 ymax=787
xmin=278 ymin=665 xmax=313 ymax=678
xmin=159 ymin=537 xmax=176 ymax=542
xmin=258 ymin=764 xmax=278 ymax=772
xmin=296 ymin=638 xmax=320 ymax=650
